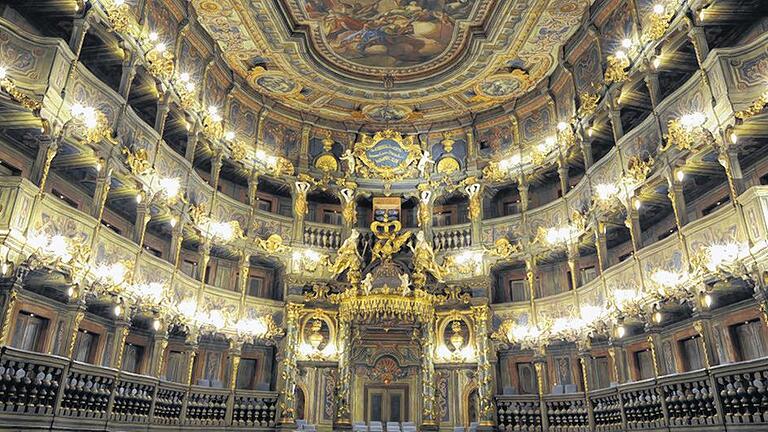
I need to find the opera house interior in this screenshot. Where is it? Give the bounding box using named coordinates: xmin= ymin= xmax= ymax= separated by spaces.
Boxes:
xmin=1 ymin=0 xmax=768 ymax=430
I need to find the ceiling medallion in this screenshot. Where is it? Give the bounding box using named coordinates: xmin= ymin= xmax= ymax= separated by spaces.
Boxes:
xmin=473 ymin=69 xmax=531 ymax=101
xmin=247 ymin=67 xmax=302 ymax=98
xmin=362 ymin=104 xmax=413 ymax=123
xmin=354 ymin=130 xmax=423 ymax=181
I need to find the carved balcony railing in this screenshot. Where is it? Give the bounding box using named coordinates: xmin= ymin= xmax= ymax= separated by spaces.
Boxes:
xmin=433 ymin=223 xmax=472 ymax=251
xmin=303 ymin=222 xmax=343 ymax=250
xmin=0 ymin=346 xmax=278 ymax=431
xmin=497 ymin=358 xmax=768 ymax=431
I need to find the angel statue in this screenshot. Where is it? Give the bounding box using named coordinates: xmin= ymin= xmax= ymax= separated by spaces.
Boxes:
xmin=399 ymin=273 xmax=411 ymax=296
xmin=410 ymin=230 xmax=447 ymax=288
xmin=361 ymin=273 xmax=374 ymax=296
xmin=329 ymin=229 xmax=362 ymax=285
xmin=417 ymin=150 xmax=434 ymax=178
xmin=340 ymin=149 xmax=356 ymax=174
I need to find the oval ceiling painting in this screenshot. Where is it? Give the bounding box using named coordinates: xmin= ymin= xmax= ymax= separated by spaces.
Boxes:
xmin=301 ymin=0 xmax=474 ymax=68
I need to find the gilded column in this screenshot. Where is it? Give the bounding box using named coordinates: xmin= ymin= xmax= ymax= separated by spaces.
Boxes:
xmin=109 ymin=319 xmax=131 ymax=369
xmin=533 ymin=352 xmax=549 ymax=431
xmin=169 ymin=216 xmax=186 ymax=268
xmin=133 ymin=192 xmax=151 ymax=245
xmin=420 ymin=311 xmax=438 ymax=429
xmin=465 ymin=182 xmax=483 ymax=246
xmin=29 ymin=136 xmax=58 ymax=193
xmin=335 ymin=309 xmax=353 ymax=429
xmin=90 ymin=157 xmax=112 ymax=220
xmin=0 ymin=279 xmax=20 ymax=347
xmin=62 ymin=303 xmax=86 ymax=358
xmin=578 ymin=347 xmax=596 ymax=430
xmin=279 ymin=303 xmax=303 ymax=425
xmin=226 ymin=339 xmax=243 ymax=390
xmin=149 ymin=320 xmax=169 ymax=378
xmin=182 ymin=331 xmax=200 ymax=385
xmin=472 ymin=305 xmax=496 ymax=429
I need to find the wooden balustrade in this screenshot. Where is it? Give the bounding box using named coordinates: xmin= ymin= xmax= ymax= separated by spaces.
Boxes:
xmin=0 ymin=346 xmax=277 ymax=430
xmin=303 ymin=223 xmax=343 ymax=249
xmin=432 ymin=224 xmax=472 ymax=251
xmin=496 ymin=357 xmax=768 ymax=431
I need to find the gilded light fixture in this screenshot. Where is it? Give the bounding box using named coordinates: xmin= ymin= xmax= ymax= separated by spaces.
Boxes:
xmin=175 ymin=72 xmax=199 ymax=111
xmin=604 ymin=51 xmax=631 ymax=84
xmin=70 ymin=104 xmax=114 ymax=145
xmin=664 ymin=112 xmax=713 ymax=151
xmin=292 ymin=249 xmax=328 ymax=273
xmin=0 ymin=66 xmax=41 ymax=112
xmin=578 ymin=93 xmax=599 ymax=118
xmin=25 ymin=228 xmax=91 ymax=283
xmin=103 ymin=0 xmax=135 ymax=35
xmin=202 ymin=106 xmax=224 ymax=141
xmin=642 ymin=3 xmax=674 ymax=42
xmin=145 ymin=42 xmax=175 ymax=81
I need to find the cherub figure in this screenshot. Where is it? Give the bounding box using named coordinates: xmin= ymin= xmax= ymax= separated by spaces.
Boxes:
xmin=340 ymin=149 xmax=356 ymax=174
xmin=417 ymin=150 xmax=434 ymax=178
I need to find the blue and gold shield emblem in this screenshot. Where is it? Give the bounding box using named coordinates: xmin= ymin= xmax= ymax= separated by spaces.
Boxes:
xmin=354 ymin=130 xmax=422 ymax=180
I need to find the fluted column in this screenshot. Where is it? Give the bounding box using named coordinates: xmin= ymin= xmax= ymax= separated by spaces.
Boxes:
xmin=688 ymin=27 xmax=710 ymax=65
xmin=197 ymin=240 xmax=211 ymax=282
xmin=533 ymin=353 xmax=549 ymax=430
xmin=665 ymin=168 xmax=689 ymax=227
xmin=608 ymin=100 xmax=624 ymax=142
xmin=518 ymin=176 xmax=529 ymax=212
xmin=557 ymin=159 xmax=569 ymax=196
xmin=118 ymin=49 xmax=138 ymax=99
xmin=580 ymin=138 xmax=593 ymax=169
xmin=225 ymin=339 xmax=243 ymax=390
xmin=644 ymin=73 xmax=662 ymax=108
xmin=718 ymin=146 xmax=746 ymax=200
xmin=578 ymin=350 xmax=596 ymax=430
xmin=29 ymin=136 xmax=58 ymax=192
xmin=185 ymin=124 xmax=201 ymax=163
xmin=154 ymin=91 xmax=171 ymax=134
xmin=420 ymin=311 xmax=438 ymax=430
xmin=594 ymin=222 xmax=609 ymax=272
xmin=299 ymin=124 xmax=311 ymax=170
xmin=133 ymin=193 xmax=151 ymax=245
xmin=472 ymin=305 xmax=496 ymax=430
xmin=279 ymin=303 xmax=303 ymax=426
xmin=182 ymin=332 xmax=200 ymax=385
xmin=108 ymin=319 xmax=131 ymax=369
xmin=567 ymin=245 xmax=581 ymax=290
xmin=0 ymin=273 xmax=21 ymax=347
xmin=90 ymin=158 xmax=112 ymax=220
xmin=624 ymin=203 xmax=643 ymax=252
xmin=169 ymin=217 xmax=186 ymax=268
xmin=149 ymin=321 xmax=169 ymax=378
xmin=60 ymin=301 xmax=87 ymax=358
xmin=334 ymin=310 xmax=353 ymax=429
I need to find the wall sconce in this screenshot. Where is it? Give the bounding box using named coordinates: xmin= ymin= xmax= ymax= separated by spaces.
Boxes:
xmin=292 ymin=249 xmax=327 ymax=273
xmin=643 ymin=2 xmax=673 ymax=42
xmin=145 ymin=39 xmax=175 ymax=81
xmin=664 ymin=112 xmax=713 ymax=151
xmin=605 ymin=50 xmax=631 ymax=84
xmin=0 ymin=66 xmax=41 ymax=112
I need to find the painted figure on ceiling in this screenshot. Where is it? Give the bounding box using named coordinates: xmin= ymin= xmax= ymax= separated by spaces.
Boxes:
xmin=302 ymin=0 xmax=473 ymax=68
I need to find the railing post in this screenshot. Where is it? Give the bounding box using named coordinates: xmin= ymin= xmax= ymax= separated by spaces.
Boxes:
xmin=179 ymin=386 xmax=190 ymax=424
xmin=51 ymin=356 xmax=73 ymax=424
xmin=617 ymin=388 xmax=628 ymax=431
xmin=578 ymin=352 xmax=596 ymax=431
xmin=147 ymin=378 xmax=160 ymax=425
xmin=533 ymin=356 xmax=549 ymax=431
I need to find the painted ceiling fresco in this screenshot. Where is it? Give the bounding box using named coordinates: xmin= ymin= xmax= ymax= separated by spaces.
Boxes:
xmin=190 ymin=0 xmax=592 ymax=123
xmin=300 ymin=0 xmax=475 ymax=69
